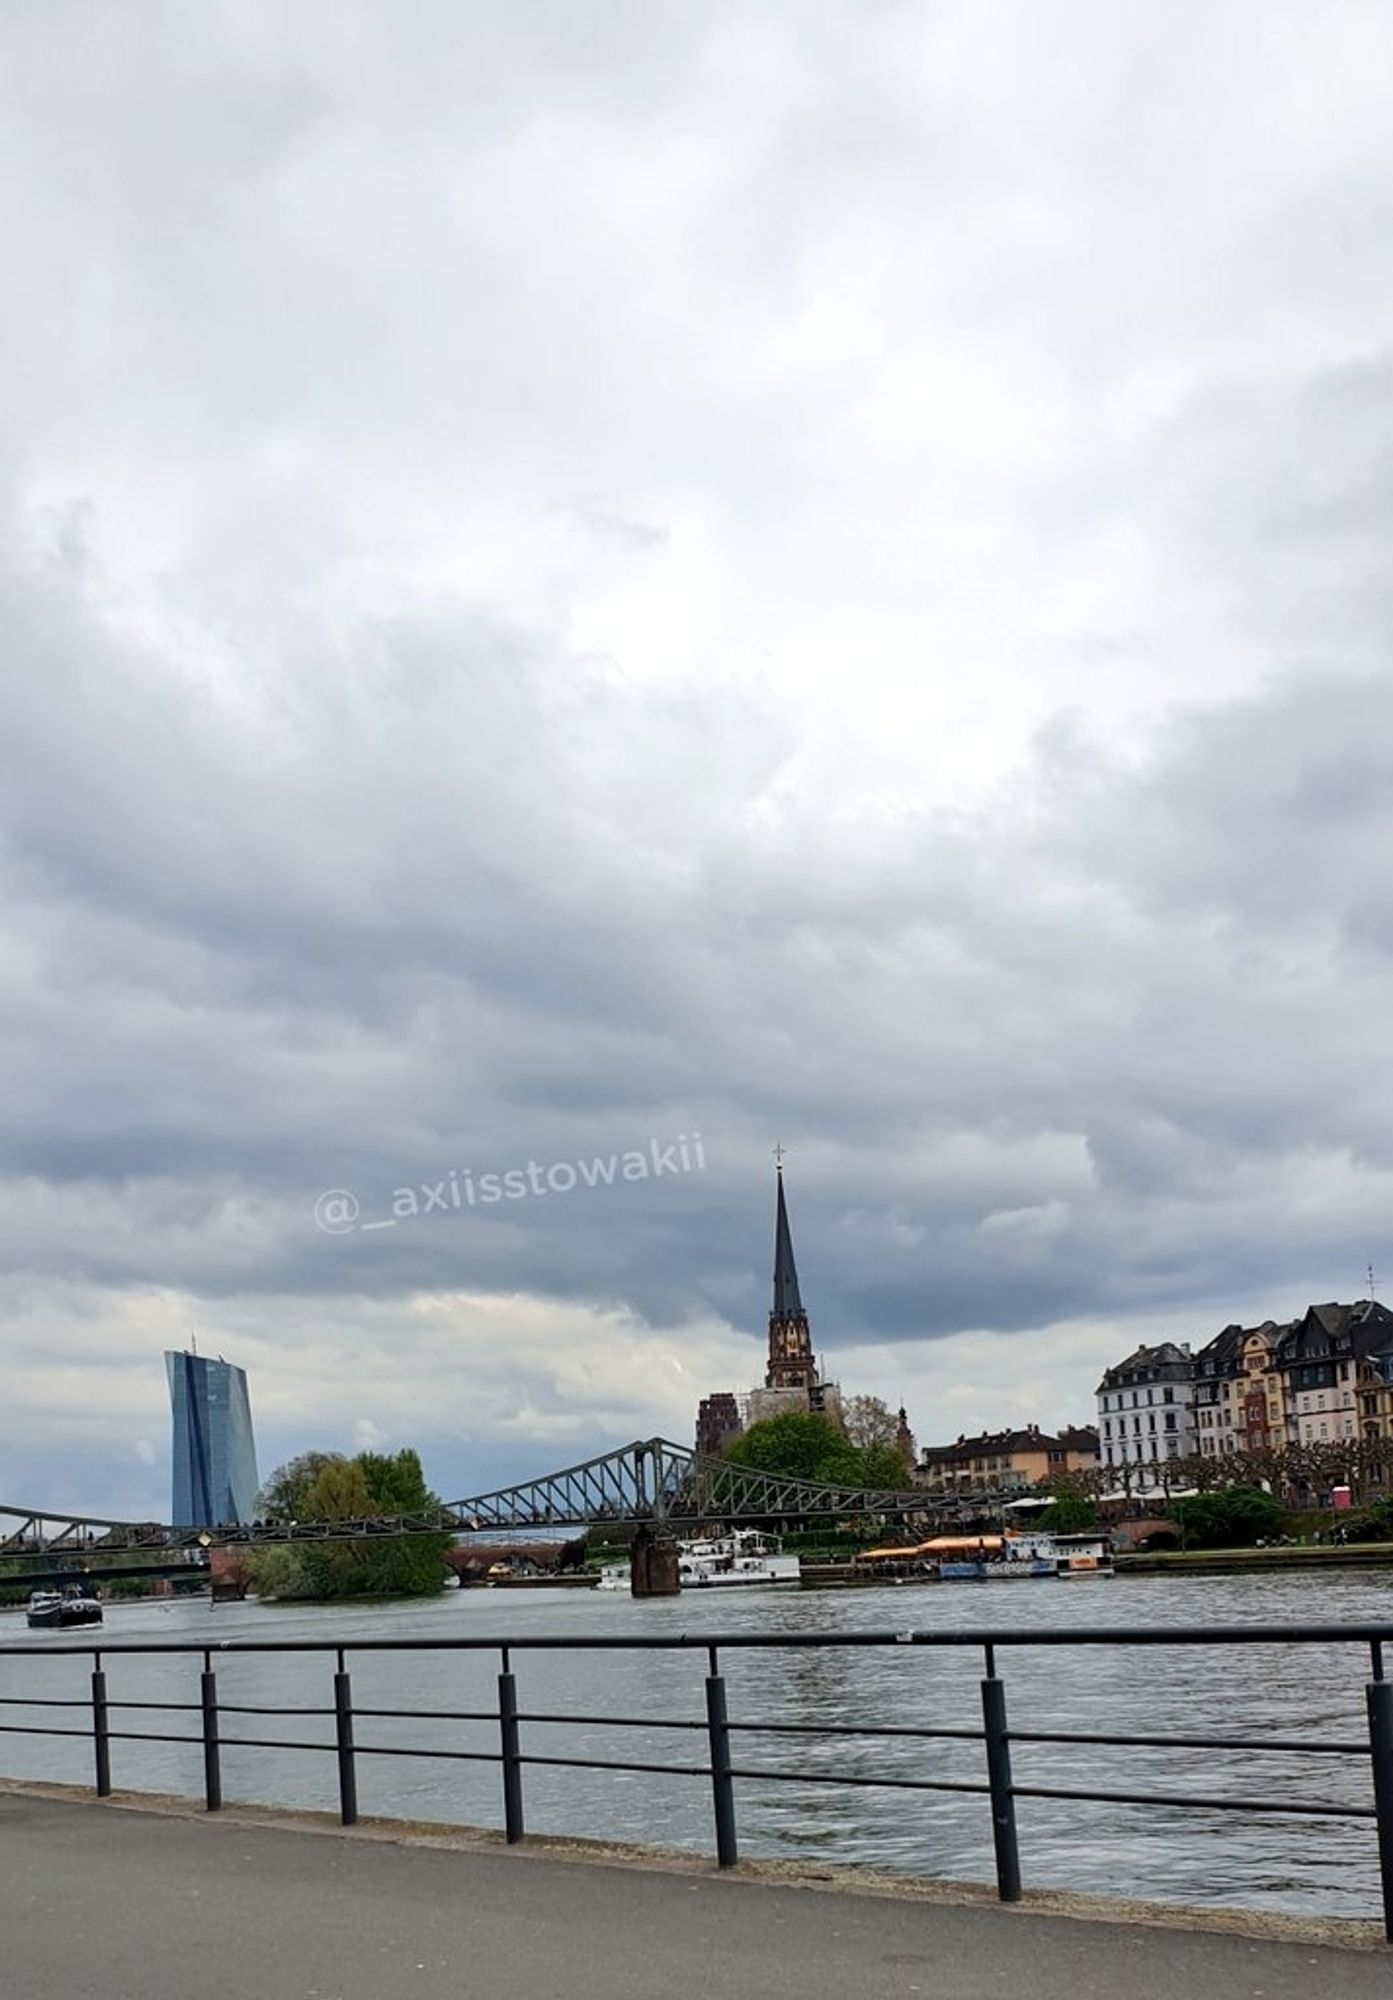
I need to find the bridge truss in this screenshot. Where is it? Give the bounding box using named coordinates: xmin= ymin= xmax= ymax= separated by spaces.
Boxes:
xmin=0 ymin=1437 xmax=1017 ymax=1555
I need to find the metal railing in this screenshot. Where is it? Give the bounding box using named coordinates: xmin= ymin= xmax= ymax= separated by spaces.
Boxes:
xmin=2 ymin=1621 xmax=1392 ymax=1936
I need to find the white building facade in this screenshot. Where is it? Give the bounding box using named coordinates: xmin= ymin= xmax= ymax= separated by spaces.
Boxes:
xmin=1096 ymin=1342 xmax=1198 ymax=1471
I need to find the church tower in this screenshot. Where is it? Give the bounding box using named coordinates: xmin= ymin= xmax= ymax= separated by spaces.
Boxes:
xmin=766 ymin=1155 xmax=820 ymax=1395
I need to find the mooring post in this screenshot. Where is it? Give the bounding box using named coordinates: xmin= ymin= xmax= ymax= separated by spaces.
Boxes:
xmin=705 ymin=1646 xmax=738 ymax=1867
xmin=980 ymin=1645 xmax=1021 ymax=1903
xmin=90 ymin=1652 xmax=111 ymax=1798
xmin=200 ymin=1651 xmax=222 ymax=1812
xmin=498 ymin=1647 xmax=525 ymax=1843
xmin=1366 ymin=1644 xmax=1393 ymax=1943
xmin=333 ymin=1649 xmax=358 ymax=1826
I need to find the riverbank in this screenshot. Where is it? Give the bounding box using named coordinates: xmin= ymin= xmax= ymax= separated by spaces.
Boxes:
xmin=1117 ymin=1541 xmax=1393 ymax=1574
xmin=1 ymin=1787 xmax=1386 ymax=2000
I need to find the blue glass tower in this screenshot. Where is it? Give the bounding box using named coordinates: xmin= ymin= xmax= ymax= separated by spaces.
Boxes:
xmin=165 ymin=1351 xmax=261 ymax=1526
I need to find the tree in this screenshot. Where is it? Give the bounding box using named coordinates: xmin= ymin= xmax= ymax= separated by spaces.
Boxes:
xmin=726 ymin=1413 xmax=865 ymax=1486
xmin=1173 ymin=1485 xmax=1282 ymax=1549
xmin=249 ymin=1447 xmax=454 ymax=1601
xmin=258 ymin=1451 xmax=348 ymax=1519
xmin=1036 ymin=1483 xmax=1099 ymax=1533
xmin=724 ymin=1413 xmax=911 ymax=1493
xmin=842 ymin=1396 xmax=900 ymax=1454
xmin=860 ymin=1442 xmax=914 ymax=1490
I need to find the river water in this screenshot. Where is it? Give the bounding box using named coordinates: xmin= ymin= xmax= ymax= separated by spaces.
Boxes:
xmin=2 ymin=1570 xmax=1390 ymax=1921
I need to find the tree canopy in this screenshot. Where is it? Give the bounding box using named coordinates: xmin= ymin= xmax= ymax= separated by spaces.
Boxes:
xmin=250 ymin=1447 xmax=453 ymax=1600
xmin=724 ymin=1412 xmax=910 ymax=1492
xmin=1173 ymin=1485 xmax=1283 ymax=1549
xmin=841 ymin=1395 xmax=900 ymax=1454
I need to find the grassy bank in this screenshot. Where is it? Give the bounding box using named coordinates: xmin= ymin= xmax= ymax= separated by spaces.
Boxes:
xmin=1118 ymin=1541 xmax=1393 ymax=1574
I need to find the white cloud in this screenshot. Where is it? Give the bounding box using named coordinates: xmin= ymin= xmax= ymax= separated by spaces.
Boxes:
xmin=3 ymin=2 xmax=1393 ymax=1511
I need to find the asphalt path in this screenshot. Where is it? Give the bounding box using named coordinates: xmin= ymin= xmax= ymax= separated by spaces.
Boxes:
xmin=2 ymin=1792 xmax=1387 ymax=1999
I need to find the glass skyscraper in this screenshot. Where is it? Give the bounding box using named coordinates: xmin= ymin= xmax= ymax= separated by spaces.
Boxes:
xmin=165 ymin=1351 xmax=261 ymax=1526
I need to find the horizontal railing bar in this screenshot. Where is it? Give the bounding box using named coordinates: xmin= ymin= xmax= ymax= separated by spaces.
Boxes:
xmin=1009 ymin=1728 xmax=1367 ymax=1756
xmin=727 ymin=1719 xmax=985 ymax=1742
xmin=3 ymin=1621 xmax=1393 ymax=1657
xmin=728 ymin=1765 xmax=993 ymax=1795
xmin=351 ymin=1745 xmax=503 ymax=1764
xmin=0 ymin=1722 xmax=94 ymax=1738
xmin=351 ymin=1708 xmax=498 ymax=1723
xmin=107 ymin=1730 xmax=202 ymax=1746
xmin=519 ymin=1753 xmax=711 ymax=1778
xmin=219 ymin=1705 xmax=336 ymax=1718
xmin=1009 ymin=1782 xmax=1377 ymax=1819
xmin=518 ymin=1712 xmax=706 ymax=1731
xmin=0 ymin=1695 xmax=96 ymax=1708
xmin=216 ymin=1736 xmax=338 ymax=1754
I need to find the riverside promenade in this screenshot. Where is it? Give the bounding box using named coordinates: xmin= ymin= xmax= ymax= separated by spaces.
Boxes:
xmin=1 ymin=1786 xmax=1388 ymax=2000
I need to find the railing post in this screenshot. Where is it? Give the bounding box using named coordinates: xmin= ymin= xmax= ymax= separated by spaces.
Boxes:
xmin=980 ymin=1646 xmax=1021 ymax=1903
xmin=1366 ymin=1648 xmax=1393 ymax=1943
xmin=90 ymin=1653 xmax=111 ymax=1798
xmin=498 ymin=1648 xmax=525 ymax=1843
xmin=705 ymin=1646 xmax=738 ymax=1867
xmin=200 ymin=1653 xmax=222 ymax=1812
xmin=333 ymin=1650 xmax=358 ymax=1827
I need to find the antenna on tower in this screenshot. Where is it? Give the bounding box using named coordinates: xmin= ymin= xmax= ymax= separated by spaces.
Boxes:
xmin=190 ymin=1329 xmax=198 ymax=1355
xmin=1369 ymin=1264 xmax=1377 ymax=1303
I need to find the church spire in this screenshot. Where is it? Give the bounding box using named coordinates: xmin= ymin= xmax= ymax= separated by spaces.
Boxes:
xmin=773 ymin=1156 xmax=803 ymax=1318
xmin=766 ymin=1150 xmax=818 ymax=1393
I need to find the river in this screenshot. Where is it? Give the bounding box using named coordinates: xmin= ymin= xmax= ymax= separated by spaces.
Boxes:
xmin=2 ymin=1569 xmax=1390 ymax=1921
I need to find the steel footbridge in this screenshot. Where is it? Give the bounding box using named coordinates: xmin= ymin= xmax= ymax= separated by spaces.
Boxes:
xmin=0 ymin=1437 xmax=990 ymax=1556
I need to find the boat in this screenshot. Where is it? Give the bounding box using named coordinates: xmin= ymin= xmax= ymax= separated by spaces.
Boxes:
xmin=919 ymin=1535 xmax=1003 ymax=1581
xmin=26 ymin=1585 xmax=103 ymax=1629
xmin=1049 ymin=1532 xmax=1115 ymax=1577
xmin=679 ymin=1530 xmax=801 ymax=1589
xmin=595 ymin=1530 xmax=800 ymax=1592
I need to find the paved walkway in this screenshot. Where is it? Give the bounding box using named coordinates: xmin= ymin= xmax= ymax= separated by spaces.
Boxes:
xmin=1 ymin=1791 xmax=1388 ymax=2000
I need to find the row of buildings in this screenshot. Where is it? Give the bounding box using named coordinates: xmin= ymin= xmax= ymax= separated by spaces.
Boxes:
xmin=694 ymin=1163 xmax=1393 ymax=1502
xmin=1096 ymin=1298 xmax=1393 ymax=1469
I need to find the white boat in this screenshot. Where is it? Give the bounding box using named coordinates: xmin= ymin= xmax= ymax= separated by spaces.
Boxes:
xmin=595 ymin=1530 xmax=800 ymax=1593
xmin=679 ymin=1530 xmax=801 ymax=1589
xmin=1049 ymin=1532 xmax=1114 ymax=1577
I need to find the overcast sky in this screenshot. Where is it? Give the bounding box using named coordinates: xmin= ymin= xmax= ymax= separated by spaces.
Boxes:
xmin=4 ymin=1 xmax=1393 ymax=1519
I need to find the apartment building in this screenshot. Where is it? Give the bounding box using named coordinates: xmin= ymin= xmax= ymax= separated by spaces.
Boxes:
xmin=1095 ymin=1342 xmax=1197 ymax=1469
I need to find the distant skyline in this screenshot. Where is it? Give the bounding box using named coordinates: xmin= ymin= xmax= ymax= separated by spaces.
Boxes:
xmin=4 ymin=3 xmax=1393 ymax=1517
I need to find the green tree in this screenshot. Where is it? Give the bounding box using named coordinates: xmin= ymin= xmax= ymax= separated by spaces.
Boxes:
xmin=860 ymin=1442 xmax=914 ymax=1489
xmin=1173 ymin=1485 xmax=1282 ymax=1549
xmin=725 ymin=1413 xmax=910 ymax=1492
xmin=1037 ymin=1485 xmax=1099 ymax=1533
xmin=258 ymin=1451 xmax=349 ymax=1519
xmin=726 ymin=1413 xmax=866 ymax=1486
xmin=249 ymin=1447 xmax=453 ymax=1601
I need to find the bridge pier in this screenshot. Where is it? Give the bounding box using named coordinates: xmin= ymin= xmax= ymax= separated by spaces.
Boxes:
xmin=629 ymin=1524 xmax=680 ymax=1596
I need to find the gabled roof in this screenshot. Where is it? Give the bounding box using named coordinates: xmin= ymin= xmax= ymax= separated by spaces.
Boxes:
xmin=921 ymin=1424 xmax=1100 ymax=1465
xmin=1096 ymin=1341 xmax=1193 ymax=1392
